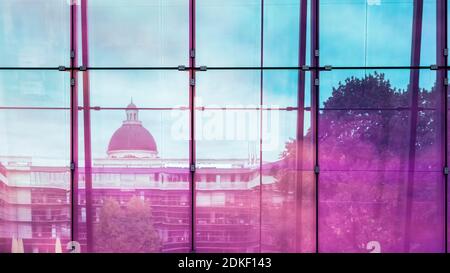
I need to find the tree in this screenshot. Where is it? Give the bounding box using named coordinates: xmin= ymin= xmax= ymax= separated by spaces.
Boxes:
xmin=320 ymin=72 xmax=439 ymax=170
xmin=95 ymin=196 xmax=161 ymax=253
xmin=274 ymin=72 xmax=443 ymax=252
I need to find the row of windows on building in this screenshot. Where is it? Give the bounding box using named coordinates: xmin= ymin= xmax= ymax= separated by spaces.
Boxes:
xmin=30 ymin=171 xmax=256 ymax=184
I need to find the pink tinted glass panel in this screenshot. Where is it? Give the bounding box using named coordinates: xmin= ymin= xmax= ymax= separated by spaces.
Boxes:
xmin=0 ymin=109 xmax=71 ymax=253
xmin=76 ymin=106 xmax=191 ymax=253
xmin=319 ymin=70 xmax=445 ymax=253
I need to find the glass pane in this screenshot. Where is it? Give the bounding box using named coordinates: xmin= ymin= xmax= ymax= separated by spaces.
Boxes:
xmin=261 ymin=70 xmax=315 ymax=252
xmin=263 ymin=70 xmax=311 ymax=108
xmin=0 ymin=71 xmax=69 ymax=108
xmin=320 ymin=0 xmax=436 ymax=67
xmin=195 ymin=108 xmax=261 ymax=252
xmin=319 ymin=69 xmax=445 ymax=252
xmin=84 ymin=0 xmax=189 ymax=67
xmin=196 ymin=70 xmax=260 ymax=107
xmin=90 ymin=110 xmax=189 ymax=162
xmin=195 ymin=70 xmax=260 ymax=252
xmin=319 ymin=171 xmax=443 ymax=252
xmin=447 ymin=74 xmax=450 ymax=252
xmin=261 ymin=109 xmax=315 ymax=253
xmin=77 ymin=93 xmax=191 ymax=252
xmin=85 ymin=71 xmax=188 ymax=108
xmin=263 ymin=0 xmax=310 ymax=67
xmin=0 ymin=0 xmax=69 ymax=67
xmin=197 ymin=0 xmax=311 ymax=67
xmin=0 ymin=109 xmax=71 ymax=253
xmin=197 ymin=0 xmax=261 ymax=67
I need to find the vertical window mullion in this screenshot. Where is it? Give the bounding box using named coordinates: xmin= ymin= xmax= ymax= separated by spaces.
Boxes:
xmin=259 ymin=0 xmax=264 ymax=254
xmin=69 ymin=0 xmax=79 ymax=246
xmin=80 ymin=0 xmax=93 ymax=253
xmin=189 ymin=0 xmax=196 ymax=253
xmin=295 ymin=0 xmax=308 ymax=253
xmin=404 ymin=0 xmax=423 ymax=253
xmin=311 ymin=0 xmax=320 ymax=254
xmin=437 ymin=0 xmax=449 ymax=254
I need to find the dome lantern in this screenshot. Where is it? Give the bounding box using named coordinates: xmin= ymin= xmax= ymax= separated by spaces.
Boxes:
xmin=107 ymin=100 xmax=158 ymax=159
xmin=125 ymin=98 xmax=139 ymax=124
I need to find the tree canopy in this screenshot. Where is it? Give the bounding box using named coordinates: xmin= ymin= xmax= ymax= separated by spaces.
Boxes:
xmin=271 ymin=72 xmax=444 ymax=252
xmin=94 ymin=196 xmax=161 ymax=253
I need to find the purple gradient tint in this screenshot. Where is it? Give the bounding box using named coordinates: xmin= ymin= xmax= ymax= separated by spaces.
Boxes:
xmin=318 ymin=70 xmax=446 ymax=253
xmin=1 ymin=0 xmax=449 ymax=254
xmin=319 ymin=170 xmax=444 ymax=253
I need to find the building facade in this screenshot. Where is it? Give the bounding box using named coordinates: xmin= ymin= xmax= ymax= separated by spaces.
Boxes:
xmin=0 ymin=103 xmax=288 ymax=253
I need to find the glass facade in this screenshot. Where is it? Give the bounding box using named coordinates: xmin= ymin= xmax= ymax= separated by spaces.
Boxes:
xmin=0 ymin=0 xmax=448 ymax=253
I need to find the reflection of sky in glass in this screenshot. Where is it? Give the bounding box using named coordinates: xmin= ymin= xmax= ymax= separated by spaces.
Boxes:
xmin=0 ymin=0 xmax=69 ymax=67
xmin=0 ymin=0 xmax=439 ymax=164
xmin=320 ymin=0 xmax=436 ymax=67
xmin=86 ymin=0 xmax=189 ymax=67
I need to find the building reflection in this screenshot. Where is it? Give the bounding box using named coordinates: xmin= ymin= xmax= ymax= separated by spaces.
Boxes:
xmin=0 ymin=102 xmax=296 ymax=253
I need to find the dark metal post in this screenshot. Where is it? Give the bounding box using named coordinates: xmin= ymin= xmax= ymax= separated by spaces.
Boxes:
xmin=189 ymin=0 xmax=196 ymax=253
xmin=295 ymin=0 xmax=308 ymax=252
xmin=311 ymin=0 xmax=320 ymax=253
xmin=437 ymin=0 xmax=448 ymax=253
xmin=404 ymin=0 xmax=423 ymax=253
xmin=69 ymin=0 xmax=79 ymax=244
xmin=259 ymin=0 xmax=264 ymax=253
xmin=80 ymin=0 xmax=94 ymax=253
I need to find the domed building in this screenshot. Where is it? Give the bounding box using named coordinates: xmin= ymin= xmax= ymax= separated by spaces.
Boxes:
xmin=107 ymin=100 xmax=158 ymax=159
xmin=0 ymin=100 xmax=265 ymax=254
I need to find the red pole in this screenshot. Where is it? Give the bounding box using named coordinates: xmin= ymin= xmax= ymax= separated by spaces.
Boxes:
xmin=189 ymin=0 xmax=196 ymax=253
xmin=436 ymin=0 xmax=448 ymax=253
xmin=295 ymin=0 xmax=308 ymax=252
xmin=259 ymin=0 xmax=264 ymax=253
xmin=404 ymin=0 xmax=423 ymax=253
xmin=69 ymin=0 xmax=79 ymax=245
xmin=311 ymin=0 xmax=320 ymax=254
xmin=80 ymin=0 xmax=94 ymax=253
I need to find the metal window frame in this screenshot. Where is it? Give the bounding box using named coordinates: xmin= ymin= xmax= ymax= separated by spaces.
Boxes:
xmin=0 ymin=0 xmax=447 ymax=254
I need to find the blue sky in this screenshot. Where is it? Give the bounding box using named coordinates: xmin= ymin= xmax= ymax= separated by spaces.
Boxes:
xmin=0 ymin=0 xmax=441 ymax=165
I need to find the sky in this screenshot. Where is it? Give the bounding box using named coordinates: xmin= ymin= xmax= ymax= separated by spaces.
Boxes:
xmin=0 ymin=0 xmax=442 ymax=166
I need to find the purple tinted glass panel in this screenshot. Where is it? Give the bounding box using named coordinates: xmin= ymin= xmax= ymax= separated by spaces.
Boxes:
xmin=447 ymin=79 xmax=450 ymax=252
xmin=195 ymin=70 xmax=261 ymax=252
xmin=261 ymin=70 xmax=315 ymax=253
xmin=319 ymin=171 xmax=443 ymax=252
xmin=319 ymin=70 xmax=445 ymax=252
xmin=0 ymin=70 xmax=70 ymax=253
xmin=77 ymin=109 xmax=191 ymax=253
xmin=195 ymin=108 xmax=261 ymax=253
xmin=261 ymin=110 xmax=315 ymax=253
xmin=1 ymin=0 xmax=448 ymax=254
xmin=0 ymin=109 xmax=71 ymax=253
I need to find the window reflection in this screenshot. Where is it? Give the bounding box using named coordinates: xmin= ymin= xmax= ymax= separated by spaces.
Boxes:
xmin=0 ymin=0 xmax=448 ymax=254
